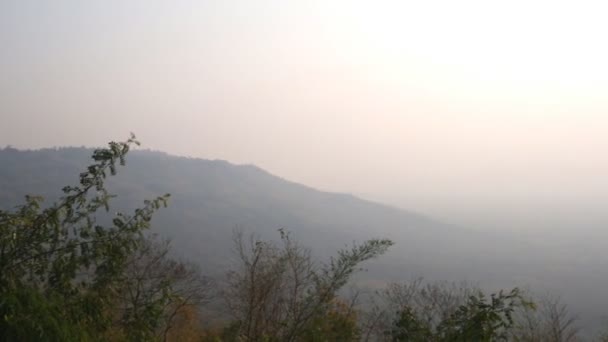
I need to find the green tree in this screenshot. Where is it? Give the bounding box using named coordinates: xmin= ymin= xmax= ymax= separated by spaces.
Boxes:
xmin=386 ymin=287 xmax=531 ymax=341
xmin=435 ymin=288 xmax=530 ymax=341
xmin=302 ymin=298 xmax=361 ymax=341
xmin=365 ymin=279 xmax=535 ymax=342
xmin=388 ymin=306 xmax=433 ymax=341
xmin=0 ymin=134 xmax=170 ymax=340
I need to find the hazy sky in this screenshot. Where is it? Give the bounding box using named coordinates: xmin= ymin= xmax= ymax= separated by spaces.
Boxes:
xmin=3 ymin=1 xmax=608 ymax=228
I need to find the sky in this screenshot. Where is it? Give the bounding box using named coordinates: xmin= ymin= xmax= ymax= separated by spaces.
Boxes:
xmin=2 ymin=0 xmax=608 ymax=230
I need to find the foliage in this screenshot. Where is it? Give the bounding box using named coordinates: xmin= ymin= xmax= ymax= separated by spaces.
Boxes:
xmin=511 ymin=292 xmax=579 ymax=342
xmin=386 ymin=287 xmax=532 ymax=341
xmin=359 ymin=279 xmax=544 ymax=342
xmin=387 ymin=306 xmax=434 ymax=341
xmin=0 ymin=286 xmax=94 ymax=341
xmin=301 ymin=299 xmax=361 ymax=341
xmin=435 ymin=287 xmax=531 ymax=341
xmin=112 ymin=234 xmax=213 ymax=341
xmin=0 ymin=135 xmax=174 ymax=340
xmin=361 ymin=278 xmax=480 ymax=340
xmin=224 ymin=229 xmax=393 ymax=341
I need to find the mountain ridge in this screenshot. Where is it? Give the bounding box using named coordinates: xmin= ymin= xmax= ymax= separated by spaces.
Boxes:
xmin=5 ymin=145 xmax=608 ymax=333
xmin=0 ymin=146 xmax=479 ymax=271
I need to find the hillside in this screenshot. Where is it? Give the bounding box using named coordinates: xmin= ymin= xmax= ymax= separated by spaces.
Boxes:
xmin=2 ymin=145 xmax=565 ymax=340
xmin=0 ymin=147 xmax=531 ymax=280
xmin=4 ymin=146 xmax=608 ymax=334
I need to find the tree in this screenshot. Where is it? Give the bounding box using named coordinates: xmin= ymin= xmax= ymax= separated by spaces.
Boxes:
xmin=362 ymin=279 xmax=533 ymax=342
xmin=434 ymin=287 xmax=529 ymax=341
xmin=111 ymin=234 xmax=214 ymax=341
xmin=223 ymin=229 xmax=393 ymax=341
xmin=0 ymin=134 xmax=171 ymax=340
xmin=361 ymin=278 xmax=479 ymax=341
xmin=511 ymin=292 xmax=579 ymax=342
xmin=388 ymin=306 xmax=434 ymax=341
xmin=301 ymin=298 xmax=361 ymax=341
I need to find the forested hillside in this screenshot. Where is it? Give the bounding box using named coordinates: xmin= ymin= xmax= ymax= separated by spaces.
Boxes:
xmin=0 ymin=145 xmax=526 ymax=279
xmin=0 ymin=142 xmax=600 ymax=340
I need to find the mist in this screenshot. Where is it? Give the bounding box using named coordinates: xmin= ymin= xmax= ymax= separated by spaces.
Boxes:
xmin=3 ymin=0 xmax=608 ymax=336
xmin=3 ymin=1 xmax=608 ymax=237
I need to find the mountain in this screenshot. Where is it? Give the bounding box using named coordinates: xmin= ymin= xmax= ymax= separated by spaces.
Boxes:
xmin=3 ymin=146 xmax=608 ymax=334
xmin=0 ymin=146 xmax=515 ymax=278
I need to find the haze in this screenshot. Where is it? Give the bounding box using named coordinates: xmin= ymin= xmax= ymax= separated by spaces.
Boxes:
xmin=3 ymin=0 xmax=608 ymax=234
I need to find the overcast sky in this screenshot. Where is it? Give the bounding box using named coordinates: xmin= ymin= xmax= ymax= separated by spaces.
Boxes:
xmin=3 ymin=0 xmax=608 ymax=228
